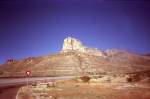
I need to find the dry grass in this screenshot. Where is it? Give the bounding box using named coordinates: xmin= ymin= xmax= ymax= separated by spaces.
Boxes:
xmin=18 ymin=78 xmax=150 ymax=99
xmin=18 ymin=87 xmax=36 ymax=99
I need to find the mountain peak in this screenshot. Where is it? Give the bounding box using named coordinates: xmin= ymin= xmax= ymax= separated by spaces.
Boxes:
xmin=62 ymin=37 xmax=85 ymax=52
xmin=62 ymin=37 xmax=104 ymax=56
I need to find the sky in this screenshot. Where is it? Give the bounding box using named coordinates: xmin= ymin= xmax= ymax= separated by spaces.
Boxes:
xmin=0 ymin=0 xmax=150 ymax=64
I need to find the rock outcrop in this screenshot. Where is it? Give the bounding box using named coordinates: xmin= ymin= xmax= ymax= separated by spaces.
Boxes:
xmin=62 ymin=37 xmax=104 ymax=56
xmin=6 ymin=59 xmax=16 ymax=64
xmin=62 ymin=37 xmax=85 ymax=52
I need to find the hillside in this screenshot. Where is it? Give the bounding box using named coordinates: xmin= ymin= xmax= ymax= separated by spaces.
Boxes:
xmin=0 ymin=37 xmax=150 ymax=83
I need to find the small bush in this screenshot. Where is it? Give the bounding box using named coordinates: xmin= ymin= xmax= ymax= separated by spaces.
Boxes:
xmin=126 ymin=77 xmax=132 ymax=82
xmin=0 ymin=71 xmax=3 ymax=75
xmin=80 ymin=76 xmax=91 ymax=83
xmin=31 ymin=82 xmax=37 ymax=86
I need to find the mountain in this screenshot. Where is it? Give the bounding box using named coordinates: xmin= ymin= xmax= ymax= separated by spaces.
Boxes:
xmin=145 ymin=53 xmax=150 ymax=56
xmin=0 ymin=37 xmax=150 ymax=82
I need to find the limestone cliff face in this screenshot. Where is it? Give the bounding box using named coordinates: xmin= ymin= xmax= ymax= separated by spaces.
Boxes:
xmin=62 ymin=37 xmax=85 ymax=52
xmin=62 ymin=37 xmax=103 ymax=56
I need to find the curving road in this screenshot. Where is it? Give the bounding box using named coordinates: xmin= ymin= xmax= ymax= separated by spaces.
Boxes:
xmin=0 ymin=76 xmax=74 ymax=99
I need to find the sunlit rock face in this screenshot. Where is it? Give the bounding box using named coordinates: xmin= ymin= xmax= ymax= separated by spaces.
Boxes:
xmin=62 ymin=37 xmax=85 ymax=52
xmin=84 ymin=48 xmax=104 ymax=56
xmin=62 ymin=37 xmax=104 ymax=56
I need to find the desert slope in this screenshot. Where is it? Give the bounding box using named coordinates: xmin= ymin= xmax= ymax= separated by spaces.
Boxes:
xmin=0 ymin=50 xmax=150 ymax=77
xmin=0 ymin=37 xmax=150 ymax=82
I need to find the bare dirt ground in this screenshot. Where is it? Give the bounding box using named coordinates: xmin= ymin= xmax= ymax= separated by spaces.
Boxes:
xmin=17 ymin=78 xmax=150 ymax=99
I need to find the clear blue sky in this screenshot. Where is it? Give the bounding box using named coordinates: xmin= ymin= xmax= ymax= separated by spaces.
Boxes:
xmin=0 ymin=0 xmax=150 ymax=64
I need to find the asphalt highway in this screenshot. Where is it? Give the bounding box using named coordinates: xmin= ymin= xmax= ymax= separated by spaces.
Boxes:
xmin=0 ymin=76 xmax=74 ymax=99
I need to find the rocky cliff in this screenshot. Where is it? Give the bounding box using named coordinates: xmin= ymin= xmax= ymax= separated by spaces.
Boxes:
xmin=62 ymin=37 xmax=104 ymax=56
xmin=62 ymin=37 xmax=85 ymax=52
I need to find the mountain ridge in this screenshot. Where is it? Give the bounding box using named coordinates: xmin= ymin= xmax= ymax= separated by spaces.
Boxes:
xmin=0 ymin=37 xmax=150 ymax=83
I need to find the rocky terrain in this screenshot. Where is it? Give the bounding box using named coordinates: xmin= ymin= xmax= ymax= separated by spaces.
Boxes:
xmin=0 ymin=37 xmax=150 ymax=83
xmin=17 ymin=78 xmax=150 ymax=99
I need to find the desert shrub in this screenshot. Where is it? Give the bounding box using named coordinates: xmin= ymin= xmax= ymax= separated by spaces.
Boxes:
xmin=126 ymin=74 xmax=142 ymax=82
xmin=31 ymin=82 xmax=37 ymax=87
xmin=126 ymin=77 xmax=132 ymax=82
xmin=0 ymin=71 xmax=3 ymax=75
xmin=47 ymin=82 xmax=55 ymax=88
xmin=80 ymin=76 xmax=91 ymax=83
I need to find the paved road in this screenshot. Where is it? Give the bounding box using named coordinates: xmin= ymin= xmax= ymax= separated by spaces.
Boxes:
xmin=0 ymin=76 xmax=74 ymax=99
xmin=0 ymin=76 xmax=74 ymax=87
